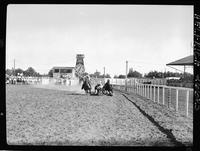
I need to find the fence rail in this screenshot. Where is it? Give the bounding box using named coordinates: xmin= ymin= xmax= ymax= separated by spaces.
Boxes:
xmin=7 ymin=77 xmax=80 ymax=86
xmin=112 ymin=82 xmax=193 ymax=118
xmin=105 ymin=78 xmax=167 ymax=86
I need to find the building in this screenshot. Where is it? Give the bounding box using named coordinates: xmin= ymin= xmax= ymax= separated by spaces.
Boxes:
xmin=52 ymin=67 xmax=75 ymax=79
xmin=52 ymin=54 xmax=85 ymax=79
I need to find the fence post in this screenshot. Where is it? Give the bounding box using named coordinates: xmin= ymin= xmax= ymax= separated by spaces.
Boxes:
xmin=135 ymin=83 xmax=136 ymax=93
xmin=163 ymin=87 xmax=165 ymax=105
xmin=146 ymin=85 xmax=148 ymax=97
xmin=154 ymin=86 xmax=156 ymax=102
xmin=148 ymin=85 xmax=150 ymax=99
xmin=141 ymin=84 xmax=143 ymax=96
xmin=138 ymin=84 xmax=140 ymax=95
xmin=157 ymin=86 xmax=159 ymax=103
xmin=186 ymin=90 xmax=189 ymax=117
xmin=146 ymin=85 xmax=148 ymax=98
xmin=135 ymin=83 xmax=137 ymax=94
xmin=142 ymin=84 xmax=144 ymax=96
xmin=168 ymin=88 xmax=171 ymax=108
xmin=139 ymin=84 xmax=141 ymax=95
xmin=176 ymin=89 xmax=179 ymax=112
xmin=150 ymin=85 xmax=152 ymax=100
xmin=136 ymin=83 xmax=138 ymax=94
xmin=139 ymin=84 xmax=140 ymax=95
xmin=135 ymin=82 xmax=137 ymax=94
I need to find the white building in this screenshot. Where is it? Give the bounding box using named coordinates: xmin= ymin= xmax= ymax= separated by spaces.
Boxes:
xmin=52 ymin=67 xmax=76 ymax=79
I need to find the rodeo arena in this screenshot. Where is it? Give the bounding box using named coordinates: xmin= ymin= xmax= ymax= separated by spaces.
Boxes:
xmin=6 ymin=54 xmax=193 ymax=146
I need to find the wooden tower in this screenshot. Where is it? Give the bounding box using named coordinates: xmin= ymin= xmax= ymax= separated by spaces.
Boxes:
xmin=74 ymin=54 xmax=85 ymax=78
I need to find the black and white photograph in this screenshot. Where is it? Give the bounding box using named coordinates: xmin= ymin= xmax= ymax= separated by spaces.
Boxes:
xmin=5 ymin=4 xmax=193 ymax=146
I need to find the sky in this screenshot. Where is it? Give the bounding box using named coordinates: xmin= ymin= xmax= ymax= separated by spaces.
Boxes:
xmin=6 ymin=5 xmax=193 ymax=77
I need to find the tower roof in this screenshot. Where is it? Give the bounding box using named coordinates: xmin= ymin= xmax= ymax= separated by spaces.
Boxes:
xmin=76 ymin=54 xmax=85 ymax=58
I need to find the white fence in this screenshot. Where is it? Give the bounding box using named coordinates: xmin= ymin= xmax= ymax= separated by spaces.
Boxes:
xmin=41 ymin=77 xmax=80 ymax=86
xmin=104 ymin=78 xmax=167 ymax=86
xmin=112 ymin=81 xmax=193 ymax=118
xmin=15 ymin=77 xmax=80 ymax=86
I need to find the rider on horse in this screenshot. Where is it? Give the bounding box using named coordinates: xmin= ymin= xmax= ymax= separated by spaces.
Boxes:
xmin=81 ymin=75 xmax=92 ymax=94
xmin=103 ymin=79 xmax=113 ymax=96
xmin=94 ymin=81 xmax=103 ymax=95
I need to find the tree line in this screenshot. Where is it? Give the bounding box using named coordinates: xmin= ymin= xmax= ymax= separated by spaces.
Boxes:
xmin=48 ymin=67 xmax=192 ymax=79
xmin=6 ymin=66 xmax=192 ymax=80
xmin=88 ymin=70 xmax=111 ymax=78
xmin=6 ymin=67 xmax=41 ymax=77
xmin=113 ymin=68 xmax=193 ymax=79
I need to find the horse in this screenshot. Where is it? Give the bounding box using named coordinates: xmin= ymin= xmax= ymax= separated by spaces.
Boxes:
xmin=81 ymin=79 xmax=92 ymax=94
xmin=103 ymin=79 xmax=113 ymax=96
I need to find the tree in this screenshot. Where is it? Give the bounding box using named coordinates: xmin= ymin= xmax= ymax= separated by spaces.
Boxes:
xmin=145 ymin=71 xmax=161 ymax=78
xmin=118 ymin=75 xmax=126 ymax=79
xmin=15 ymin=68 xmax=24 ymax=76
xmin=114 ymin=75 xmax=118 ymax=79
xmin=6 ymin=69 xmax=13 ymax=76
xmin=48 ymin=69 xmax=53 ymax=77
xmin=127 ymin=68 xmax=142 ymax=78
xmin=94 ymin=71 xmax=101 ymax=78
xmin=23 ymin=67 xmax=37 ymax=76
xmin=145 ymin=71 xmax=183 ymax=78
xmin=105 ymin=74 xmax=111 ymax=78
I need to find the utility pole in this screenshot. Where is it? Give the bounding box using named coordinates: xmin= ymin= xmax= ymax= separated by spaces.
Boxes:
xmin=125 ymin=60 xmax=128 ymax=91
xmin=190 ymin=41 xmax=193 ymax=55
xmin=183 ymin=65 xmax=186 ymax=79
xmin=103 ymin=67 xmax=105 ymax=78
xmin=13 ymin=59 xmax=15 ymax=76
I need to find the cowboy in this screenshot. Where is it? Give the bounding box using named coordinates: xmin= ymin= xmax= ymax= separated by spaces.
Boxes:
xmin=103 ymin=79 xmax=113 ymax=96
xmin=81 ymin=75 xmax=92 ymax=94
xmin=94 ymin=81 xmax=103 ymax=95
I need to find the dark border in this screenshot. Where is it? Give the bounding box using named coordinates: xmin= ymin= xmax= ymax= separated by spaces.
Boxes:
xmin=194 ymin=3 xmax=200 ymax=151
xmin=0 ymin=0 xmax=198 ymax=150
xmin=0 ymin=0 xmax=196 ymax=5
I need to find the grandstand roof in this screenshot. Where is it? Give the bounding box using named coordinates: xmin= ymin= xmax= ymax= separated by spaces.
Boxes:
xmin=166 ymin=55 xmax=193 ymax=66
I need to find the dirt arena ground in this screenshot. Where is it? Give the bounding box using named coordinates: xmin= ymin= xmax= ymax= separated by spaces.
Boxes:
xmin=6 ymin=84 xmax=192 ymax=146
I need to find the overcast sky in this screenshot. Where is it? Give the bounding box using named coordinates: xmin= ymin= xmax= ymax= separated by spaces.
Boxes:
xmin=6 ymin=5 xmax=193 ymax=77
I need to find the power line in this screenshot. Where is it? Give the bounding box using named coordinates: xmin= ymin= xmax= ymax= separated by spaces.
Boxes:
xmin=13 ymin=59 xmax=15 ymax=75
